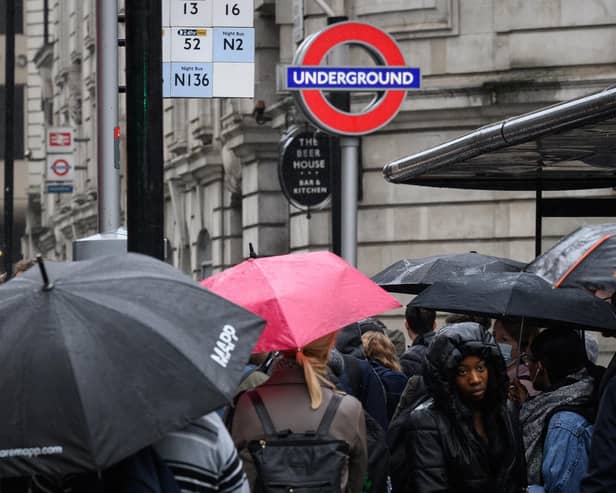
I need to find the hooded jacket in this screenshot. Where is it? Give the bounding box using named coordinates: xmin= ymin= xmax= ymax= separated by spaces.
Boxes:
xmin=404 ymin=322 xmax=526 ymax=493
xmin=333 ymin=324 xmax=389 ymax=429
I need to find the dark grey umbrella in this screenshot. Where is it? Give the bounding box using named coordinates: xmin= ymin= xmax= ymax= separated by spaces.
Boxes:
xmin=526 ymin=223 xmax=616 ymax=287
xmin=372 ymin=252 xmax=525 ymax=294
xmin=0 ymin=254 xmax=264 ymax=478
xmin=410 ymin=271 xmax=616 ymax=332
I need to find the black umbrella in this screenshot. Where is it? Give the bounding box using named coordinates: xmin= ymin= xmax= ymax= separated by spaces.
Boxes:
xmin=372 ymin=252 xmax=525 ymax=294
xmin=0 ymin=254 xmax=264 ymax=478
xmin=526 ymin=223 xmax=616 ymax=287
xmin=410 ymin=271 xmax=616 ymax=332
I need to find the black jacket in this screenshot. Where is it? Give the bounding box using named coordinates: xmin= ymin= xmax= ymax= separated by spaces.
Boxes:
xmin=402 ymin=323 xmax=526 ymax=493
xmin=581 ymin=374 xmax=616 ymax=493
xmin=399 ymin=331 xmax=435 ymax=378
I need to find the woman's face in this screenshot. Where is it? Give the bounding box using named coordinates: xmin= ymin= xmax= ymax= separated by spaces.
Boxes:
xmin=493 ymin=320 xmax=520 ymax=361
xmin=455 ymin=355 xmax=489 ymax=403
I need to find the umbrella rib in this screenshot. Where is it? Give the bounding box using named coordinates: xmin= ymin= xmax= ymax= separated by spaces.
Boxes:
xmin=46 ymin=292 xmax=100 ymax=469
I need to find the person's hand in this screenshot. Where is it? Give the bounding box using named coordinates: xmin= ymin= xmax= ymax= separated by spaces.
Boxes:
xmin=508 ymin=378 xmax=528 ymax=406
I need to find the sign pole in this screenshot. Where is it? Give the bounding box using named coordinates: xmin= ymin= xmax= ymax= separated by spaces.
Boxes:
xmin=96 ymin=0 xmax=121 ymax=233
xmin=126 ymin=0 xmax=164 ymax=260
xmin=340 ymin=137 xmax=359 ymax=266
xmin=3 ymin=0 xmax=15 ymax=276
xmin=73 ymin=3 xmax=125 ymax=260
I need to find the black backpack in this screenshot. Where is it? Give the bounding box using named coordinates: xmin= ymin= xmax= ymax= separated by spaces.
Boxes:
xmin=247 ymin=391 xmax=350 ymax=493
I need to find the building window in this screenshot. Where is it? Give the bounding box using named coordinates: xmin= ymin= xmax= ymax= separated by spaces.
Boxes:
xmin=196 ymin=229 xmax=213 ymax=280
xmin=0 ymin=0 xmax=24 ymax=34
xmin=0 ymin=85 xmax=25 ymax=160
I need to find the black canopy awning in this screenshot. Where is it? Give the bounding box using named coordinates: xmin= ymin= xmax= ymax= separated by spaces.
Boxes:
xmin=383 ymin=85 xmax=616 ymax=191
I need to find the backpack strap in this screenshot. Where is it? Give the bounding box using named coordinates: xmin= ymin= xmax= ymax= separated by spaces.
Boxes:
xmin=248 ymin=391 xmax=277 ymax=435
xmin=317 ymin=393 xmax=343 ymax=435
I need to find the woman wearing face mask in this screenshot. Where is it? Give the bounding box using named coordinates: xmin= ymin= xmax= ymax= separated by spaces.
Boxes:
xmin=402 ymin=322 xmax=527 ymax=493
xmin=493 ymin=318 xmax=540 ymax=397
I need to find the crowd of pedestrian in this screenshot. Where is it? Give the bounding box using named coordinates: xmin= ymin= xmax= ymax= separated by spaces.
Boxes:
xmin=3 ymin=255 xmax=616 ymax=493
xmin=222 ymin=306 xmax=615 ymax=493
xmin=217 ymin=306 xmax=612 ymax=493
xmin=213 ymin=306 xmax=616 ymax=493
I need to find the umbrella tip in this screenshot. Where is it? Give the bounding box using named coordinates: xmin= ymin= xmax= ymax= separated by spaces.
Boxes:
xmin=249 ymin=243 xmax=258 ymax=259
xmin=36 ymin=255 xmax=54 ymax=291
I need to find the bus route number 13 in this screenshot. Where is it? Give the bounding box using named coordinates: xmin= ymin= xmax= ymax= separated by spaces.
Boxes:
xmin=183 ymin=2 xmax=198 ymax=15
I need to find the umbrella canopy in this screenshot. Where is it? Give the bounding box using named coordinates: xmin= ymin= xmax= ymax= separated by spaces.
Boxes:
xmin=0 ymin=254 xmax=264 ymax=478
xmin=526 ymin=223 xmax=616 ymax=287
xmin=201 ymin=251 xmax=401 ymax=353
xmin=410 ymin=271 xmax=616 ymax=332
xmin=575 ymin=276 xmax=616 ymax=293
xmin=372 ymin=252 xmax=525 ymax=294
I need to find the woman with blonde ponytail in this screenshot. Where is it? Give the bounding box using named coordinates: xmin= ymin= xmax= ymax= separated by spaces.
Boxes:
xmin=231 ymin=333 xmax=368 ymax=492
xmin=295 ymin=334 xmax=338 ymax=409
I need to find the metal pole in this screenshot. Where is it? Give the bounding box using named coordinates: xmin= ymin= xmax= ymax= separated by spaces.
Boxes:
xmin=340 ymin=137 xmax=359 ymax=266
xmin=327 ymin=15 xmax=348 ymax=257
xmin=43 ymin=0 xmax=49 ymax=44
xmin=125 ymin=0 xmax=164 ymax=259
xmin=329 ymin=134 xmax=342 ymax=255
xmin=4 ymin=0 xmax=15 ymax=276
xmin=96 ymin=0 xmax=121 ymax=233
xmin=535 ymin=182 xmax=543 ymax=257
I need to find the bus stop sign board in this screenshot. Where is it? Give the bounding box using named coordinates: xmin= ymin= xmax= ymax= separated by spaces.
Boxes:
xmin=285 ymin=22 xmax=421 ymax=136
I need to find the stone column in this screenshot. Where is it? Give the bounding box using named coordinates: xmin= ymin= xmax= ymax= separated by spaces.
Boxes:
xmin=222 ymin=119 xmax=289 ymax=257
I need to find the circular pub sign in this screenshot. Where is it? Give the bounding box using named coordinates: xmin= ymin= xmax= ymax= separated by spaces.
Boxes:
xmin=279 ymin=126 xmax=332 ymax=210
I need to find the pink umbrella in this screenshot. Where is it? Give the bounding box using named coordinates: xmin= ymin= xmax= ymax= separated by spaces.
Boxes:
xmin=201 ymin=251 xmax=401 ymax=353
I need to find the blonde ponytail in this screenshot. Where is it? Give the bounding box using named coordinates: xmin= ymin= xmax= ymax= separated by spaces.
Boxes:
xmin=295 ymin=333 xmax=337 ymax=409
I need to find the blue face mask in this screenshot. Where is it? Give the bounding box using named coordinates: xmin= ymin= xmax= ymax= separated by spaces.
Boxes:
xmin=497 ymin=343 xmax=513 ymax=365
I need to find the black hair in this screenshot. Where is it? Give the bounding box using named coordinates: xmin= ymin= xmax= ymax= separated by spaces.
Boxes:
xmin=405 ymin=305 xmax=436 ymax=335
xmin=445 ymin=313 xmax=492 ymax=331
xmin=530 ymin=328 xmax=587 ymax=383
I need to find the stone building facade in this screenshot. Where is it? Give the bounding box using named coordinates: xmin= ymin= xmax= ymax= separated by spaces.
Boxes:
xmin=22 ymin=0 xmax=616 ymax=326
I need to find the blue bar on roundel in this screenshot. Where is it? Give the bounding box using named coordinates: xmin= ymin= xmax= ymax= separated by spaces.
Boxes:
xmin=286 ymin=67 xmax=421 ymax=90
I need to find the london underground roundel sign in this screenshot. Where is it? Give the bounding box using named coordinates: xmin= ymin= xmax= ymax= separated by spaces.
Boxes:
xmin=286 ymin=22 xmax=421 ymax=136
xmin=51 ymin=158 xmax=71 ymax=177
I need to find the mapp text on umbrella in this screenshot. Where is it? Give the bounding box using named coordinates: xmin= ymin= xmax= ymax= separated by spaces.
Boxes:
xmin=211 ymin=325 xmax=238 ymax=368
xmin=0 ymin=446 xmax=63 ymax=459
